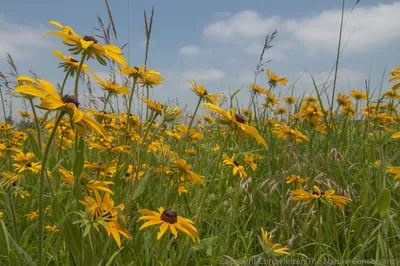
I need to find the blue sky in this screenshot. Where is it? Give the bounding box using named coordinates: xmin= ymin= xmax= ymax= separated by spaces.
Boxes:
xmin=0 ymin=0 xmax=399 ymax=116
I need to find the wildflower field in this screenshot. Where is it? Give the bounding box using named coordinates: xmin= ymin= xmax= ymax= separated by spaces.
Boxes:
xmin=0 ymin=1 xmax=400 ymax=265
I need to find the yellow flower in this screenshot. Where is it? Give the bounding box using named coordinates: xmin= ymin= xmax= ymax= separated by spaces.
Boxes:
xmin=272 ymin=124 xmax=310 ymax=143
xmin=260 ymin=228 xmax=289 ymax=255
xmin=138 ymin=207 xmax=200 ymax=242
xmin=15 ymin=76 xmax=108 ymax=138
xmin=202 ymin=103 xmax=267 ymax=148
xmin=350 ymin=90 xmax=367 ymax=101
xmin=284 ymin=96 xmax=297 ymax=104
xmin=1 ymin=172 xmax=22 ymax=189
xmin=223 ymin=154 xmax=248 ymax=178
xmin=44 ymin=21 xmax=128 ymax=67
xmin=249 ymin=83 xmax=266 ymax=94
xmin=58 ymin=166 xmax=74 ymax=185
xmin=45 ymin=225 xmax=60 ymax=232
xmin=386 ymin=166 xmax=400 ymax=179
xmin=93 ymin=75 xmax=128 ymax=95
xmin=203 ymin=114 xmax=214 ymax=123
xmin=171 ymin=159 xmax=205 ymax=185
xmin=138 ymin=69 xmax=164 ymax=88
xmin=119 ymin=65 xmax=146 ymax=79
xmin=266 ymin=70 xmax=288 ymax=86
xmin=25 ymin=211 xmax=39 ymax=221
xmin=285 ymin=175 xmax=309 ymax=189
xmin=12 ymin=153 xmax=41 ymax=174
xmin=162 ymin=106 xmax=183 ymax=122
xmin=0 ymin=212 xmax=3 ymax=218
xmin=53 ymin=50 xmax=91 ymax=75
xmin=392 ymin=132 xmax=400 ymax=139
xmin=336 ymin=93 xmax=351 ymax=107
xmin=79 ymin=191 xmax=130 ymax=247
xmin=244 ymin=154 xmax=257 ymax=171
xmin=140 ymin=97 xmax=163 ymax=115
xmin=290 ymin=186 xmax=352 ymax=209
xmin=189 ymin=80 xmax=221 ymax=103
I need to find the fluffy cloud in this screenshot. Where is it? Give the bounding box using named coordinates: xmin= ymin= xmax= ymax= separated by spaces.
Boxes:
xmin=0 ymin=17 xmax=51 ymax=59
xmin=183 ymin=68 xmax=225 ymax=81
xmin=285 ymin=2 xmax=400 ymax=53
xmin=179 ymin=45 xmax=201 ymax=56
xmin=203 ymin=10 xmax=280 ymax=40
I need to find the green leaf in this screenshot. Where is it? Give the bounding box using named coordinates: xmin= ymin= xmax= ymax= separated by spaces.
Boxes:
xmin=73 ymin=136 xmax=85 ymax=178
xmin=51 ymin=197 xmax=64 ymax=224
xmin=105 ymin=248 xmax=124 ymax=266
xmin=62 ymin=221 xmax=82 ymax=258
xmin=131 ymin=173 xmax=150 ymax=201
xmin=27 ymin=131 xmax=43 ymax=160
xmin=8 ymin=249 xmax=20 ymax=266
xmin=378 ymin=188 xmax=391 ymax=216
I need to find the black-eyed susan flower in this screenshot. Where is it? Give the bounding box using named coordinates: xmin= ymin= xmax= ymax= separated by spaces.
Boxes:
xmin=44 ymin=21 xmax=128 ymax=68
xmin=285 ymin=175 xmax=310 ymax=189
xmin=244 ymin=154 xmax=257 ymax=171
xmin=53 ymin=49 xmax=91 ymax=76
xmin=15 ymin=77 xmax=108 ymax=137
xmin=202 ymin=103 xmax=267 ymax=148
xmin=138 ymin=69 xmax=164 ymax=88
xmin=140 ymin=97 xmax=163 ymax=115
xmin=119 ymin=65 xmax=146 ymax=79
xmin=79 ymin=191 xmax=131 ymax=247
xmin=223 ymin=154 xmax=248 ymax=178
xmin=171 ymin=159 xmax=204 ymax=185
xmin=1 ymin=172 xmax=22 ymax=189
xmin=350 ymin=90 xmax=367 ymax=101
xmin=260 ymin=228 xmax=289 ymax=255
xmin=272 ymin=124 xmax=310 ymax=143
xmin=336 ymin=93 xmax=351 ymax=107
xmin=189 ymin=80 xmax=221 ymax=103
xmin=250 ymin=83 xmax=266 ymax=94
xmin=386 ymin=166 xmax=400 ymax=179
xmin=12 ymin=152 xmax=41 ymax=174
xmin=138 ymin=207 xmax=200 ymax=242
xmin=266 ymin=70 xmax=288 ymax=87
xmin=284 ymin=96 xmax=297 ymax=104
xmin=93 ymin=75 xmax=128 ymax=95
xmin=290 ymin=185 xmax=351 ymax=209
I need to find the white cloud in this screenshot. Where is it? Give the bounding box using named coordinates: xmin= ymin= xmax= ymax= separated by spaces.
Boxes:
xmin=295 ymin=68 xmax=364 ymax=95
xmin=203 ymin=10 xmax=280 ymax=40
xmin=0 ymin=17 xmax=51 ymax=59
xmin=183 ymin=68 xmax=226 ymax=81
xmin=237 ymin=71 xmax=255 ymax=84
xmin=285 ymin=3 xmax=400 ymax=53
xmin=179 ymin=45 xmax=201 ymax=56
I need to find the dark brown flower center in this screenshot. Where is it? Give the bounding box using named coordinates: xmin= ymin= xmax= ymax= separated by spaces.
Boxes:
xmin=6 ymin=145 xmax=12 ymax=149
xmin=27 ymin=162 xmax=32 ymax=167
xmin=69 ymin=58 xmax=79 ymax=63
xmin=235 ymin=114 xmax=245 ymax=124
xmin=61 ymin=95 xmax=80 ymax=108
xmin=83 ymin=36 xmax=98 ymax=44
xmin=203 ymin=89 xmax=208 ymax=95
xmin=233 ymin=160 xmax=240 ymax=166
xmin=161 ymin=209 xmax=177 ymax=224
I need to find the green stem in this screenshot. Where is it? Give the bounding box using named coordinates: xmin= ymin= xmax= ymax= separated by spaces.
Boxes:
xmin=7 ymin=192 xmax=18 ymax=241
xmin=29 ymin=98 xmax=41 ymax=147
xmin=60 ymin=69 xmax=71 ymax=96
xmin=187 ymin=97 xmax=202 ymax=132
xmin=74 ymin=51 xmax=86 ymax=97
xmin=38 ymin=111 xmax=65 ymax=263
xmin=318 ymin=201 xmax=322 ymax=258
xmin=102 ymin=91 xmax=112 ymax=112
xmin=195 ymin=134 xmax=231 ymax=223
